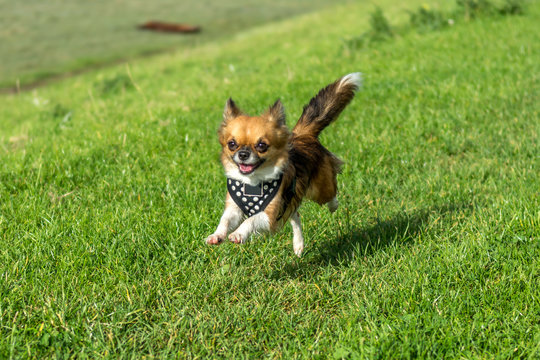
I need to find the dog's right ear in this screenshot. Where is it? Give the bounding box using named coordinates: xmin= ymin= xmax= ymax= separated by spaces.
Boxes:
xmin=223 ymin=98 xmax=242 ymax=122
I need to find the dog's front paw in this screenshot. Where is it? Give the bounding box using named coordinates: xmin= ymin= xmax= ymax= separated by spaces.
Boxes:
xmin=228 ymin=232 xmax=245 ymax=244
xmin=205 ymin=234 xmax=225 ymax=245
xmin=294 ymin=243 xmax=304 ymax=257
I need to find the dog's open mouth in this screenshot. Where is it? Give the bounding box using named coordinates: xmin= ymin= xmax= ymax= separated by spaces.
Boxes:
xmin=237 ymin=161 xmax=263 ymax=174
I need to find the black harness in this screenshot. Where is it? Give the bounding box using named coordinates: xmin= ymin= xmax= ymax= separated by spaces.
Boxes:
xmin=227 ymin=174 xmax=295 ymax=218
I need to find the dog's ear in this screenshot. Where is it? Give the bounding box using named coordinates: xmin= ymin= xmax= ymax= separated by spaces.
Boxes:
xmin=223 ymin=98 xmax=242 ymax=122
xmin=267 ymin=99 xmax=286 ymax=126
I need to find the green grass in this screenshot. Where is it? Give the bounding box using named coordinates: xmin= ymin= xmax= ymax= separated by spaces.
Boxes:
xmin=1 ymin=0 xmax=539 ymax=358
xmin=0 ymin=0 xmax=350 ymax=90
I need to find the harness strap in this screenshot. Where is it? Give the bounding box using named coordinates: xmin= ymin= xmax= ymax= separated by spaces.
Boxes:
xmin=227 ymin=175 xmax=282 ymax=217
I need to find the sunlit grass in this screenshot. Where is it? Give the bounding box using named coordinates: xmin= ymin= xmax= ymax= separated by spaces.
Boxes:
xmin=0 ymin=0 xmax=538 ymax=357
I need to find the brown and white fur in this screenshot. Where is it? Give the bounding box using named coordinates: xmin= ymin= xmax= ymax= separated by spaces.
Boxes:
xmin=205 ymin=73 xmax=362 ymax=256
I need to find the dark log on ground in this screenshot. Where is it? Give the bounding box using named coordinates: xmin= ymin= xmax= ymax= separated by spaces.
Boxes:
xmin=138 ymin=21 xmax=201 ymax=34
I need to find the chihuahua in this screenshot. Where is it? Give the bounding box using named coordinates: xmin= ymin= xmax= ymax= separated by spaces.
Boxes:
xmin=205 ymin=73 xmax=361 ymax=256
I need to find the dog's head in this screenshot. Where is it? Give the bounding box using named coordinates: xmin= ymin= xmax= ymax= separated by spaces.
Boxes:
xmin=218 ymin=98 xmax=290 ymax=184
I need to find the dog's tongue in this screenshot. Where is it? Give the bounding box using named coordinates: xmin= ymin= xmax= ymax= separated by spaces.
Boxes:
xmin=239 ymin=163 xmax=255 ymax=173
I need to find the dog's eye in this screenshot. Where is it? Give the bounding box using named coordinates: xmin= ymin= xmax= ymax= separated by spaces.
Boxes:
xmin=227 ymin=140 xmax=238 ymax=151
xmin=255 ymin=141 xmax=268 ymax=153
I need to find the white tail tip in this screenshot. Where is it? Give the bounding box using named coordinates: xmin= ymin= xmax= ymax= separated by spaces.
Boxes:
xmin=339 ymin=72 xmax=363 ymax=91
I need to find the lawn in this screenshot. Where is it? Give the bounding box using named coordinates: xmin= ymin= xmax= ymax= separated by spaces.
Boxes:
xmin=0 ymin=0 xmax=350 ymax=90
xmin=0 ymin=0 xmax=539 ymax=358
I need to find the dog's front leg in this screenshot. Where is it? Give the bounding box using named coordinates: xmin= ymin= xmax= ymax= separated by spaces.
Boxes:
xmin=206 ymin=203 xmax=244 ymax=245
xmin=228 ymin=212 xmax=270 ymax=244
xmin=290 ymin=212 xmax=304 ymax=257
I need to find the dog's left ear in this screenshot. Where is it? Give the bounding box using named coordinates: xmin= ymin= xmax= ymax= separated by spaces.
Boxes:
xmin=266 ymin=99 xmax=286 ymax=126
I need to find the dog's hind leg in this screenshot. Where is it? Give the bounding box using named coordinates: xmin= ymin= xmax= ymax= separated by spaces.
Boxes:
xmin=327 ymin=197 xmax=339 ymax=213
xmin=290 ymin=212 xmax=304 ymax=257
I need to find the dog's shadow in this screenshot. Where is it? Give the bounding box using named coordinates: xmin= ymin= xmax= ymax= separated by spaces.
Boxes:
xmin=271 ymin=203 xmax=470 ymax=280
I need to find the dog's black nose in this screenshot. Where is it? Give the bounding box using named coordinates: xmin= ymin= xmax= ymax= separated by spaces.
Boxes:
xmin=238 ymin=150 xmax=250 ymax=161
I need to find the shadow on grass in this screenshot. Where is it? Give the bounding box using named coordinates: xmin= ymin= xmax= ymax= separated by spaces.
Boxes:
xmin=272 ymin=202 xmax=472 ymax=280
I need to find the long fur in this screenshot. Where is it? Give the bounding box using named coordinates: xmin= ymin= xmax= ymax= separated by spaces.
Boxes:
xmin=293 ymin=72 xmax=362 ymax=137
xmin=206 ymin=73 xmax=362 ymax=255
xmin=278 ymin=73 xmax=362 ymax=222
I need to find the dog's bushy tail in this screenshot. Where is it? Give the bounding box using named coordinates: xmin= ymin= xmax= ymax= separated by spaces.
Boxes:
xmin=293 ymin=73 xmax=362 ymax=137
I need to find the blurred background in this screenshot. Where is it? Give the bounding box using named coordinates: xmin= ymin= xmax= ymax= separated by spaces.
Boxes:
xmin=0 ymin=0 xmax=352 ymax=90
